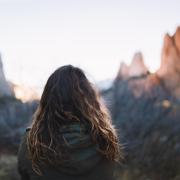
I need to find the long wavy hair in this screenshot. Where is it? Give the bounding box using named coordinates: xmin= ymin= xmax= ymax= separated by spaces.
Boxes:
xmin=27 ymin=65 xmax=121 ymax=175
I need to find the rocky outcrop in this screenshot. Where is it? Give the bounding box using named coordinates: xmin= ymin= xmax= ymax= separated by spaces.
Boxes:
xmin=0 ymin=55 xmax=14 ymax=97
xmin=115 ymin=52 xmax=159 ymax=97
xmin=157 ymin=27 xmax=180 ymax=98
xmin=116 ymin=52 xmax=149 ymax=80
xmin=129 ymin=52 xmax=149 ymax=77
xmin=115 ymin=27 xmax=180 ymax=99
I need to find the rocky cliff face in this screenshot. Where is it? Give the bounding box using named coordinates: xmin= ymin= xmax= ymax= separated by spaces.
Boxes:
xmin=115 ymin=52 xmax=160 ymax=97
xmin=157 ymin=27 xmax=180 ymax=98
xmin=0 ymin=55 xmax=14 ymax=97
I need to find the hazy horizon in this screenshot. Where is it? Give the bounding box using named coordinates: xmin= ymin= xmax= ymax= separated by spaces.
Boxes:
xmin=0 ymin=0 xmax=180 ymax=90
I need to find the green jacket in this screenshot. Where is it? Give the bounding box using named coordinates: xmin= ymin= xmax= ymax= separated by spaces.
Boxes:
xmin=18 ymin=122 xmax=117 ymax=180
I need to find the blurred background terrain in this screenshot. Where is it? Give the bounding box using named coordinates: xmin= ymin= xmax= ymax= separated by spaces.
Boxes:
xmin=0 ymin=1 xmax=180 ymax=180
xmin=0 ymin=27 xmax=180 ymax=180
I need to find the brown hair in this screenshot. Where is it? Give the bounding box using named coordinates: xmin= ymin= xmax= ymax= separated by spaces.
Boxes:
xmin=27 ymin=65 xmax=122 ymax=175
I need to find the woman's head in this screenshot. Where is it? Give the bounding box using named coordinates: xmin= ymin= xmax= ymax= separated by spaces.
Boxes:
xmin=27 ymin=65 xmax=121 ymax=174
xmin=39 ymin=65 xmax=100 ymax=121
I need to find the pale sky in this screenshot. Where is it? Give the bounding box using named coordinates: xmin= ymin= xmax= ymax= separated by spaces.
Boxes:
xmin=0 ymin=0 xmax=180 ymax=91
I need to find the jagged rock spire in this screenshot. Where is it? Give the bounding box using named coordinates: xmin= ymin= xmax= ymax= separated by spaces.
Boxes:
xmin=157 ymin=27 xmax=180 ymax=97
xmin=116 ymin=52 xmax=148 ymax=80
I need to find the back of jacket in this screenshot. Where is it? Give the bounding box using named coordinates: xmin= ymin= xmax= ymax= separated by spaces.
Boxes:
xmin=18 ymin=122 xmax=117 ymax=180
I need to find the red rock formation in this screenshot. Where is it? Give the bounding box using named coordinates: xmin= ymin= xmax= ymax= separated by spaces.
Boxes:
xmin=116 ymin=52 xmax=149 ymax=80
xmin=157 ymin=27 xmax=180 ymax=98
xmin=116 ymin=62 xmax=129 ymax=80
xmin=115 ymin=27 xmax=180 ymax=98
xmin=175 ymin=27 xmax=180 ymax=54
xmin=129 ymin=52 xmax=149 ymax=77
